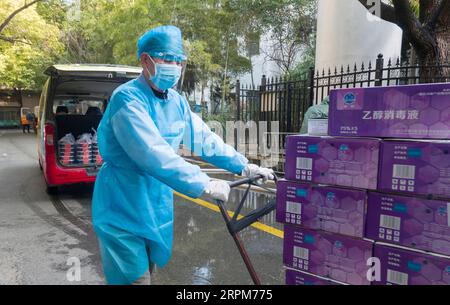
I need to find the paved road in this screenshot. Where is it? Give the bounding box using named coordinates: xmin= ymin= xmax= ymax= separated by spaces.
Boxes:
xmin=0 ymin=129 xmax=284 ymax=285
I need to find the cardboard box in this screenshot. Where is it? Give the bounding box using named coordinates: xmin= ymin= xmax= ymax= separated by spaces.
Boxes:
xmin=373 ymin=243 xmax=450 ymax=285
xmin=308 ymin=119 xmax=329 ymax=136
xmin=285 ymin=135 xmax=380 ymax=190
xmin=285 ymin=268 xmax=343 ymax=285
xmin=328 ymin=83 xmax=450 ymax=139
xmin=283 ymin=225 xmax=373 ymax=285
xmin=276 ymin=180 xmax=367 ymax=238
xmin=378 ymin=139 xmax=450 ymax=199
xmin=366 ymin=192 xmax=450 ymax=256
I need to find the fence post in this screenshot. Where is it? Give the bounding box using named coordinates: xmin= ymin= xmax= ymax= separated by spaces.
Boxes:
xmin=236 ymin=80 xmax=240 ymax=122
xmin=375 ymin=54 xmax=384 ymax=86
xmin=286 ymin=82 xmax=293 ymax=133
xmin=308 ymin=67 xmax=315 ymax=107
xmin=259 ymin=75 xmax=266 ymax=122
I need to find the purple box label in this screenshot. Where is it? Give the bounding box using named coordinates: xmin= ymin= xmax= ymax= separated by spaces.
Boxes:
xmin=329 ymin=83 xmax=450 ymax=139
xmin=373 ymin=244 xmax=450 ymax=285
xmin=276 ymin=180 xmax=367 ymax=237
xmin=283 ymin=225 xmax=373 ymax=285
xmin=366 ymin=192 xmax=450 ymax=256
xmin=285 ymin=136 xmax=380 ymax=190
xmin=285 ymin=269 xmax=340 ymax=285
xmin=378 ymin=140 xmax=450 ymax=199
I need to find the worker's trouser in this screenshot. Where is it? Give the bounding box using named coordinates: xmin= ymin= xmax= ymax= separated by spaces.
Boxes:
xmin=131 ymin=269 xmax=152 ymax=285
xmin=131 ymin=247 xmax=155 ymax=285
xmin=95 ymin=223 xmax=158 ymax=285
xmin=132 ymin=271 xmax=151 ymax=285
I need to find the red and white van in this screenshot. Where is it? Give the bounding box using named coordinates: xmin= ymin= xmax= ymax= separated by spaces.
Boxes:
xmin=37 ymin=64 xmax=141 ymax=194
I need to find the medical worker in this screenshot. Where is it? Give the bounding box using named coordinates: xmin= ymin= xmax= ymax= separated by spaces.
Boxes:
xmin=92 ymin=25 xmax=274 ymax=285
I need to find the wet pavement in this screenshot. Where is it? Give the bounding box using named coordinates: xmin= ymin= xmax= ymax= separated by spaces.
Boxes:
xmin=0 ymin=129 xmax=284 ymax=285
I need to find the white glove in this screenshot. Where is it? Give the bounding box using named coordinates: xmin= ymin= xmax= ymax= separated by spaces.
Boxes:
xmin=242 ymin=164 xmax=275 ymax=185
xmin=204 ymin=180 xmax=231 ymax=202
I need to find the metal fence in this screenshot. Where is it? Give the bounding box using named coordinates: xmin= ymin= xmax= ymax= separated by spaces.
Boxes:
xmin=312 ymin=54 xmax=450 ymax=104
xmin=237 ymin=75 xmax=312 ymax=142
xmin=235 ymin=75 xmax=313 ymax=171
xmin=234 ymin=54 xmax=450 ymax=170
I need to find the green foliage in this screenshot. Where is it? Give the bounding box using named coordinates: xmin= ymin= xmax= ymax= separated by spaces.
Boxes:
xmin=0 ymin=44 xmax=54 ymax=90
xmin=387 ymin=0 xmax=420 ymax=17
xmin=0 ymin=0 xmax=64 ymax=90
xmin=203 ymin=112 xmax=235 ymax=127
xmin=409 ymin=0 xmax=420 ymax=16
xmin=0 ymin=0 xmax=318 ymax=93
xmin=36 ymin=0 xmax=69 ymax=28
xmin=210 ymin=73 xmax=235 ymax=115
xmin=182 ymin=39 xmax=222 ymax=95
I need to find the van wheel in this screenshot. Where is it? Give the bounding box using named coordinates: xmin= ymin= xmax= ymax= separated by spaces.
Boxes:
xmin=46 ymin=185 xmax=58 ymax=195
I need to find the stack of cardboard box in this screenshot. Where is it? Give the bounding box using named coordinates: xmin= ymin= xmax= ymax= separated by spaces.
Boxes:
xmin=278 ymin=83 xmax=450 ymax=285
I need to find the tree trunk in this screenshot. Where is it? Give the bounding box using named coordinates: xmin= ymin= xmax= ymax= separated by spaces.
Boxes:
xmin=13 ymin=88 xmax=23 ymax=108
xmin=221 ymin=36 xmax=230 ymax=113
xmin=0 ymin=0 xmax=43 ymax=34
xmin=200 ymin=83 xmax=205 ymax=105
xmin=421 ymin=24 xmax=450 ymax=82
xmin=434 ymin=2 xmax=450 ymax=73
xmin=417 ymin=1 xmax=450 ymax=82
xmin=389 ymin=0 xmax=449 ymax=83
xmin=360 ymin=0 xmax=449 ymax=82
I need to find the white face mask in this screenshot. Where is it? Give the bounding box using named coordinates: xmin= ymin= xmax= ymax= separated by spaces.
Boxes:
xmin=146 ymin=56 xmax=182 ymax=91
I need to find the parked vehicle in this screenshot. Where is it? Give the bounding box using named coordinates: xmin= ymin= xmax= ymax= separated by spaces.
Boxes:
xmin=37 ymin=64 xmax=141 ymax=194
xmin=0 ymin=106 xmax=20 ymax=128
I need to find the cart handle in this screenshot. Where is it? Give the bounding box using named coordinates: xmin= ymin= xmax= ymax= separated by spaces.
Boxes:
xmin=229 ymin=173 xmax=278 ymax=188
xmin=217 ymin=173 xmax=278 ymax=234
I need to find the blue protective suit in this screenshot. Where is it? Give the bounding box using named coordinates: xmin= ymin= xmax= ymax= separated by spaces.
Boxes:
xmin=92 ymin=74 xmax=248 ymax=285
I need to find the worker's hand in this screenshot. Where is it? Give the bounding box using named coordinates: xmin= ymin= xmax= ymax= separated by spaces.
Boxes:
xmin=242 ymin=164 xmax=275 ymax=185
xmin=204 ymin=180 xmax=231 ymax=202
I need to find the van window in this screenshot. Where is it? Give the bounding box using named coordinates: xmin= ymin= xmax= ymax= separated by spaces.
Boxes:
xmin=53 ymin=99 xmax=104 ymax=115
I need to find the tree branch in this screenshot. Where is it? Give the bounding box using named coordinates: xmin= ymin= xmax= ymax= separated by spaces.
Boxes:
xmin=391 ymin=0 xmax=421 ymax=29
xmin=425 ymin=0 xmax=449 ymax=28
xmin=0 ymin=35 xmax=32 ymax=45
xmin=0 ymin=0 xmax=43 ymax=34
xmin=392 ymin=0 xmax=437 ymax=56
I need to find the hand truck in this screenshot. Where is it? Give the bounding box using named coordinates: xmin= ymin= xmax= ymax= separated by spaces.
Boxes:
xmin=215 ymin=174 xmax=278 ymax=285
